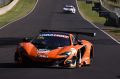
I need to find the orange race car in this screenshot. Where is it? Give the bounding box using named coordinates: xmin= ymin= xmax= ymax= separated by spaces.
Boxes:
xmin=14 ymin=30 xmax=96 ymax=68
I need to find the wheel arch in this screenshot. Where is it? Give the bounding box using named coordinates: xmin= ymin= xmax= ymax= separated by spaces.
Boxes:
xmin=90 ymin=46 xmax=94 ymax=58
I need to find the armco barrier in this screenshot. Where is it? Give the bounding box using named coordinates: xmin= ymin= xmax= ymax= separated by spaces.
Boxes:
xmin=0 ymin=0 xmax=19 ymax=15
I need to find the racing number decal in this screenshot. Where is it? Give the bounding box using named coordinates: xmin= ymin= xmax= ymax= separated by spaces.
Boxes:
xmin=38 ymin=54 xmax=48 ymax=58
xmin=71 ymin=48 xmax=77 ymax=54
xmin=37 ymin=50 xmax=48 ymax=58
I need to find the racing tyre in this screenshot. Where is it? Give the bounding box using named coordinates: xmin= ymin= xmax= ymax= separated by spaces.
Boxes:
xmin=14 ymin=52 xmax=22 ymax=64
xmin=15 ymin=48 xmax=32 ymax=64
xmin=90 ymin=46 xmax=94 ymax=64
xmin=76 ymin=50 xmax=82 ymax=67
xmin=69 ymin=56 xmax=77 ymax=68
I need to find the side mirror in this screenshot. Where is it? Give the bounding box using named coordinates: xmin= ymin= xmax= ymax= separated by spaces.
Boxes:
xmin=77 ymin=40 xmax=83 ymax=45
xmin=73 ymin=40 xmax=83 ymax=45
xmin=73 ymin=42 xmax=78 ymax=45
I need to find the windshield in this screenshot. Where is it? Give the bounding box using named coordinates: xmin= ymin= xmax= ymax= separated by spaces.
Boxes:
xmin=32 ymin=33 xmax=71 ymax=50
xmin=65 ymin=5 xmax=73 ymax=8
xmin=66 ymin=6 xmax=73 ymax=8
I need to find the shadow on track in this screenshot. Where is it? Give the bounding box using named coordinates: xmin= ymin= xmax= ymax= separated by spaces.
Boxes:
xmin=0 ymin=63 xmax=49 ymax=68
xmin=0 ymin=63 xmax=75 ymax=69
xmin=116 ymin=75 xmax=120 ymax=78
xmin=56 ymin=11 xmax=76 ymax=15
xmin=89 ymin=39 xmax=119 ymax=46
xmin=0 ymin=37 xmax=23 ymax=47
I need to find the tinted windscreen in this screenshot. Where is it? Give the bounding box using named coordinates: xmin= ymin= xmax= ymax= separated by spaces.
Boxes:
xmin=32 ymin=34 xmax=70 ymax=49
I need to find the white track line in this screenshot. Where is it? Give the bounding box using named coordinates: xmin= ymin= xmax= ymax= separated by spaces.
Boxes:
xmin=75 ymin=0 xmax=120 ymax=44
xmin=0 ymin=0 xmax=39 ymax=30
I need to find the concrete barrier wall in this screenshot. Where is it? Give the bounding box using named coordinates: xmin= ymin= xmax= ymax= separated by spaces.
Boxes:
xmin=0 ymin=0 xmax=19 ymax=15
xmin=100 ymin=0 xmax=120 ymax=26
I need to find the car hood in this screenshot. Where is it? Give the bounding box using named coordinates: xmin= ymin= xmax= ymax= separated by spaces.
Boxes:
xmin=20 ymin=42 xmax=81 ymax=59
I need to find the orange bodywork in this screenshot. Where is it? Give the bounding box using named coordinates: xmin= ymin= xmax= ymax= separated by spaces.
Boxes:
xmin=15 ymin=33 xmax=94 ymax=67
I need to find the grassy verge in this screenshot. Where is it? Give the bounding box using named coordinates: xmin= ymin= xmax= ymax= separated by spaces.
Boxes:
xmin=77 ymin=0 xmax=106 ymax=24
xmin=0 ymin=0 xmax=37 ymax=27
xmin=110 ymin=30 xmax=120 ymax=33
xmin=105 ymin=29 xmax=120 ymax=41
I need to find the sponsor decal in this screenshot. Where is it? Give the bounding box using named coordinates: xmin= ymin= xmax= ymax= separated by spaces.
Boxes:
xmin=38 ymin=49 xmax=50 ymax=53
xmin=70 ymin=48 xmax=77 ymax=54
xmin=37 ymin=49 xmax=49 ymax=58
xmin=39 ymin=34 xmax=69 ymax=38
xmin=37 ymin=36 xmax=44 ymax=39
xmin=37 ymin=54 xmax=48 ymax=58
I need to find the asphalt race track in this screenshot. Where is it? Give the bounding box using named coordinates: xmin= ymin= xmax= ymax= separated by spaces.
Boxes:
xmin=0 ymin=0 xmax=120 ymax=79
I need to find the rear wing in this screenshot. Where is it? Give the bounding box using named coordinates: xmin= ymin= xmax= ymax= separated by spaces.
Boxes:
xmin=41 ymin=29 xmax=96 ymax=37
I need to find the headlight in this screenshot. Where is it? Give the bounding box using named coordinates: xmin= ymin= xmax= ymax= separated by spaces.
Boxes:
xmin=60 ymin=52 xmax=72 ymax=57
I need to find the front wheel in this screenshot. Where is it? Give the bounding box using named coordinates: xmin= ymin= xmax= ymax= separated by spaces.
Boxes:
xmin=68 ymin=56 xmax=78 ymax=68
xmin=14 ymin=52 xmax=23 ymax=64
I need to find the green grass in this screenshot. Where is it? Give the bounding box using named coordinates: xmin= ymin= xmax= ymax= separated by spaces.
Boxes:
xmin=0 ymin=0 xmax=36 ymax=27
xmin=110 ymin=30 xmax=120 ymax=33
xmin=77 ymin=0 xmax=106 ymax=24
